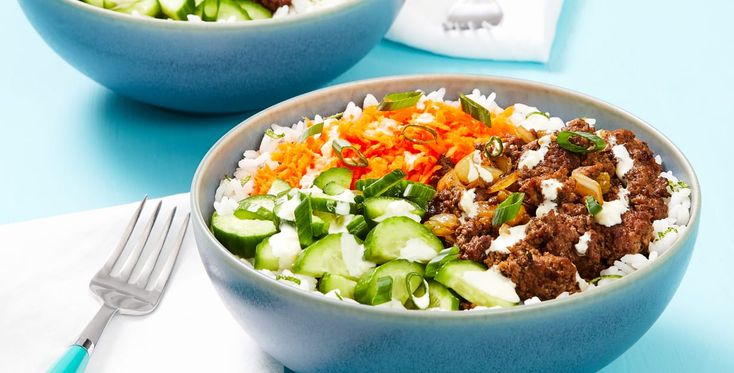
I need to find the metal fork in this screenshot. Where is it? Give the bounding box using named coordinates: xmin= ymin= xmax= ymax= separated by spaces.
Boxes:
xmin=443 ymin=0 xmax=504 ymax=31
xmin=49 ymin=197 xmax=190 ymax=373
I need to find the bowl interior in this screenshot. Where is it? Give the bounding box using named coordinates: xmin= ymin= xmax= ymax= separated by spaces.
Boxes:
xmin=191 ymin=74 xmax=701 ymax=316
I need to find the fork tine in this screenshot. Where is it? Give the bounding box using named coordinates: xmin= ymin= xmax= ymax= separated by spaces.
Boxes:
xmin=116 ymin=200 xmax=162 ymax=281
xmin=131 ymin=207 xmax=177 ymax=287
xmin=148 ymin=213 xmax=190 ymax=292
xmin=100 ymin=196 xmax=148 ymax=275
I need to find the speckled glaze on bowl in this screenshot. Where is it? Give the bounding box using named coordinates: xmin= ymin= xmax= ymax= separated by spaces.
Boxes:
xmin=191 ymin=75 xmax=701 ymax=372
xmin=17 ymin=0 xmax=403 ymax=114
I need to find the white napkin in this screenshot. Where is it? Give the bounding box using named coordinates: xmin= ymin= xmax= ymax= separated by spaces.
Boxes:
xmin=386 ymin=0 xmax=564 ymax=62
xmin=0 ymin=194 xmax=282 ymax=373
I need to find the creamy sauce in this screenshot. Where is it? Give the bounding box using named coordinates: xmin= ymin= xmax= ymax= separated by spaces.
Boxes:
xmin=340 ymin=233 xmax=375 ymax=277
xmin=462 ymin=266 xmax=520 ymax=304
xmin=518 ymin=135 xmax=551 ymax=169
xmin=373 ymin=200 xmax=422 ymax=223
xmin=400 ymin=238 xmax=439 ymax=263
xmin=574 ymin=232 xmax=592 ymax=256
xmin=487 ymin=224 xmax=527 ymax=254
xmin=535 ymin=178 xmax=563 ymax=217
xmin=269 ymin=225 xmax=302 ymax=269
xmin=459 ymin=189 xmax=479 ymax=218
xmin=594 ymin=188 xmax=630 ymax=227
xmin=612 ymin=144 xmax=634 ymax=180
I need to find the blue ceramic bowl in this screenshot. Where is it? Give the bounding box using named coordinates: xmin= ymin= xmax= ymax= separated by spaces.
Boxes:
xmin=191 ymin=75 xmax=701 ymax=372
xmin=18 ymin=0 xmax=402 ymax=113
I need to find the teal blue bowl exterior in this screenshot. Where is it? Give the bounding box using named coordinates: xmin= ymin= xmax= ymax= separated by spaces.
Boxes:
xmin=191 ymin=75 xmax=701 ymax=372
xmin=17 ymin=0 xmax=403 ymax=114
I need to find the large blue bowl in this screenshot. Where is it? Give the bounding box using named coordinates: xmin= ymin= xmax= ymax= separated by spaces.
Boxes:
xmin=18 ymin=0 xmax=402 ymax=113
xmin=191 ymin=75 xmax=701 ymax=372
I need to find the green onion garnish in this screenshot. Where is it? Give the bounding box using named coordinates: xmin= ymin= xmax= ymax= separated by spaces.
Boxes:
xmin=483 ymin=136 xmax=504 ymax=158
xmin=526 ymin=111 xmax=550 ymax=119
xmin=459 ymin=94 xmax=492 ymax=128
xmin=406 ymin=272 xmax=430 ymax=310
xmin=372 ymin=276 xmax=394 ymax=305
xmin=425 ymin=246 xmax=460 ymax=278
xmin=294 ymin=196 xmax=315 ymax=247
xmin=275 ymin=274 xmax=302 ymax=285
xmin=556 ymin=131 xmax=606 ymax=153
xmin=332 ymin=138 xmax=369 ymax=168
xmin=667 ymin=179 xmax=689 ymax=192
xmin=589 ymin=274 xmax=623 ymax=285
xmin=402 ymin=182 xmax=436 ymax=210
xmin=402 ymin=124 xmax=438 ymax=144
xmin=298 ymin=122 xmax=324 ymax=142
xmin=329 ymin=112 xmax=344 ymax=120
xmin=346 ymin=215 xmax=370 ymax=239
xmin=265 ymin=128 xmax=285 ymax=139
xmin=585 ymin=196 xmax=603 ymax=216
xmin=378 ymin=91 xmax=423 ymax=111
xmin=657 ymin=226 xmax=678 ymax=240
xmin=240 ymin=175 xmax=252 ymax=187
xmin=492 ymin=192 xmax=525 ymax=227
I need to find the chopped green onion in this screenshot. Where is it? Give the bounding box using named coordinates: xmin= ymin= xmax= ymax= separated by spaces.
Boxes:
xmin=346 ymin=215 xmax=370 ymax=239
xmin=589 ymin=274 xmax=623 ymax=285
xmin=294 ymin=196 xmax=314 ymax=247
xmin=556 ymin=131 xmax=606 ymax=154
xmin=332 ymin=138 xmax=369 ymax=168
xmin=329 ymin=112 xmax=344 ymax=120
xmin=406 ymin=272 xmax=430 ymax=310
xmin=372 ymin=276 xmax=394 ymax=305
xmin=355 ymin=178 xmax=377 ymax=191
xmin=265 ymin=128 xmax=284 ymax=139
xmin=363 ymin=169 xmax=407 ymax=198
xmin=425 ymin=246 xmax=460 ymax=278
xmin=275 ymin=274 xmax=302 ymax=285
xmin=483 ymin=136 xmax=504 ymax=158
xmin=667 ymin=179 xmax=689 ymax=192
xmin=333 ymin=289 xmax=345 ymax=301
xmin=378 ymin=91 xmax=423 ymax=111
xmin=402 ymin=124 xmax=438 ymax=144
xmin=526 ymin=111 xmax=550 ymax=119
xmin=459 ymin=94 xmax=492 ymax=128
xmin=402 ymin=182 xmax=436 ymax=210
xmin=492 ymin=192 xmax=525 ymax=227
xmin=240 ymin=175 xmax=252 ymax=186
xmin=585 ymin=196 xmax=603 ymax=216
xmin=298 ymin=122 xmax=324 ymax=142
xmin=657 ymin=226 xmax=678 ymax=240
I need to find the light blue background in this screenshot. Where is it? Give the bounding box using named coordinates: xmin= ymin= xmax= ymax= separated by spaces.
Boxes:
xmin=2 ymin=0 xmax=732 ymax=371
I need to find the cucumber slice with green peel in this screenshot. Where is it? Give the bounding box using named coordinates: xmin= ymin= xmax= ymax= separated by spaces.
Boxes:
xmin=355 ymin=178 xmax=377 ymax=191
xmin=311 ymin=215 xmax=329 ymax=238
xmin=159 ymin=0 xmax=196 ymax=20
xmin=110 ymin=0 xmax=161 ymax=16
xmin=363 ymin=169 xmax=407 ymax=198
xmin=235 ymin=195 xmax=277 ymax=221
xmin=310 ymin=196 xmax=358 ymax=216
xmin=402 ymin=182 xmax=436 ymax=210
xmin=322 ymin=182 xmax=347 ymax=196
xmin=346 ymin=215 xmax=369 ymax=239
xmin=267 ymin=178 xmax=292 ymax=197
xmin=84 ymin=0 xmax=106 ymax=8
xmin=254 ymin=237 xmax=279 ymax=271
xmin=237 ymin=0 xmax=272 ymax=19
xmin=216 ymin=0 xmax=250 ymax=21
xmin=292 ymin=233 xmax=373 ymax=279
xmin=211 ymin=212 xmax=278 ymax=258
xmin=354 ymin=259 xmax=424 ymax=305
xmin=434 ymin=260 xmax=520 ymax=308
xmin=294 ymin=196 xmax=315 ymax=247
xmin=425 ymin=246 xmax=460 ymax=278
xmin=314 ymin=167 xmax=352 ymax=190
xmin=198 ymin=0 xmax=219 ymax=21
xmin=364 ymin=216 xmax=442 ymax=264
xmin=318 ymin=273 xmax=357 ymax=299
xmin=427 ymin=279 xmax=460 ymax=310
xmin=362 ymin=197 xmax=424 ymax=223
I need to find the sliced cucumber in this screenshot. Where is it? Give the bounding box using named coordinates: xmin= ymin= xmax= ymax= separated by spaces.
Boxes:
xmin=84 ymin=0 xmax=106 ymax=7
xmin=159 ymin=0 xmax=196 ymax=20
xmin=402 ymin=182 xmax=436 ymax=210
xmin=363 ymin=216 xmax=443 ymax=264
xmin=427 ymin=279 xmax=460 ymax=310
xmin=355 ymin=178 xmax=377 ymax=191
xmin=234 ymin=195 xmax=277 ymax=221
xmin=310 ymin=196 xmax=359 ymax=216
xmin=292 ymin=233 xmax=373 ymax=279
xmin=294 ymin=196 xmax=314 ymax=247
xmin=434 ymin=260 xmax=520 ymax=308
xmin=425 ymin=246 xmax=460 ymax=278
xmin=346 ymin=215 xmax=369 ymax=239
xmin=354 ymin=259 xmax=424 ymax=305
xmin=362 ymin=196 xmax=424 ymax=223
xmin=318 ymin=273 xmax=357 ymax=299
xmin=114 ymin=0 xmax=160 ymax=16
xmin=363 ymin=169 xmax=406 ymax=198
xmin=237 ymin=0 xmax=272 ymax=19
xmin=254 ymin=237 xmax=278 ymax=270
xmin=311 ymin=215 xmax=329 ymax=238
xmin=313 ymin=167 xmax=352 ymax=190
xmin=322 ymin=182 xmax=347 ymax=196
xmin=267 ymin=178 xmax=292 ymax=197
xmin=217 ymin=0 xmax=250 ymax=21
xmin=211 ymin=212 xmax=278 ymax=258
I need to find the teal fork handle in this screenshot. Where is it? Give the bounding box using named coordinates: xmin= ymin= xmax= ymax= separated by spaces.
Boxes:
xmin=49 ymin=345 xmax=89 ymax=373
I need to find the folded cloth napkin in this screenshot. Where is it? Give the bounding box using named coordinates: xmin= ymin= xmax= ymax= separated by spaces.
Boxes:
xmin=0 ymin=194 xmax=282 ymax=373
xmin=386 ymin=0 xmax=564 ymax=62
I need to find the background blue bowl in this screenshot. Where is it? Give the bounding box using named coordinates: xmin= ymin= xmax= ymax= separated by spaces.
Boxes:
xmin=191 ymin=75 xmax=701 ymax=372
xmin=18 ymin=0 xmax=403 ymax=113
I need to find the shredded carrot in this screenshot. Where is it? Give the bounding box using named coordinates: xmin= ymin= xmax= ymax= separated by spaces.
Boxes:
xmin=252 ymin=100 xmax=520 ymax=191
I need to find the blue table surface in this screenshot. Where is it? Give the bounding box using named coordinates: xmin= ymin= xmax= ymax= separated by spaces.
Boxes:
xmin=2 ymin=0 xmax=733 ymax=371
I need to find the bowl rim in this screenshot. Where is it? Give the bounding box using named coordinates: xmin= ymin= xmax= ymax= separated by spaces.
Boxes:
xmin=191 ymin=73 xmax=702 ymax=321
xmin=57 ymin=0 xmax=370 ymax=30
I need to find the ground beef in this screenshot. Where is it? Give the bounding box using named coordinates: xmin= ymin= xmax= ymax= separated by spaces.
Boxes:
xmin=454 ymin=218 xmax=494 ymax=262
xmin=501 ymin=135 xmax=527 ymax=164
xmin=426 ymin=186 xmax=464 ymax=217
xmin=427 ymin=155 xmax=455 ymax=187
xmin=495 ymin=244 xmax=579 ymax=301
xmin=519 ymin=143 xmax=582 ymax=180
xmin=597 ymin=210 xmax=654 ymax=262
xmin=257 ymin=0 xmax=291 ymax=11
